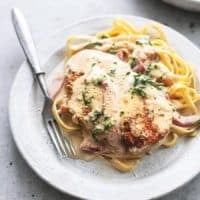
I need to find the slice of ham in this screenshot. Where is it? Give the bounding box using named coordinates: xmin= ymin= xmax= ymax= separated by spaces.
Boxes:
xmin=48 ymin=76 xmax=65 ymax=99
xmin=81 ymin=143 xmax=101 ymax=153
xmin=80 ymin=138 xmax=104 ymax=153
xmin=173 ymin=114 xmax=200 ymax=127
xmin=133 ymin=59 xmax=146 ymax=73
xmin=116 ymin=50 xmax=128 ymax=61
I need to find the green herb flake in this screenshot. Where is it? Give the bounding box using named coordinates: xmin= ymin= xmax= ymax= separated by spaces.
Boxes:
xmin=131 ymin=87 xmax=147 ymax=97
xmin=91 ymin=77 xmax=105 ymax=86
xmin=159 ymin=73 xmax=166 ymax=81
xmin=149 ymin=40 xmax=153 ymax=46
xmin=136 ymin=40 xmax=143 ymax=45
xmin=146 ymin=64 xmax=159 ymax=75
xmin=89 ymin=110 xmax=103 ymax=123
xmin=108 ymin=47 xmax=116 ymax=54
xmin=126 ymin=71 xmax=131 ymax=76
xmin=100 ymin=35 xmax=108 ymax=39
xmin=91 ymin=115 xmax=115 ymax=139
xmin=84 ymin=42 xmax=102 ymax=49
xmin=113 ymin=61 xmax=118 ymax=65
xmin=133 ymin=74 xmax=163 ymax=89
xmin=102 ymin=116 xmax=115 ymax=131
xmin=130 ymin=57 xmax=137 ymax=69
xmin=120 ymin=111 xmax=125 ymax=117
xmin=91 ymin=63 xmax=96 ymax=67
xmin=129 ymin=74 xmax=164 ymax=98
xmin=93 ymin=124 xmax=104 ymax=133
xmin=108 ymin=69 xmax=116 ymax=77
xmin=82 ymin=90 xmax=93 ymax=106
xmin=194 ymin=119 xmax=200 ymax=126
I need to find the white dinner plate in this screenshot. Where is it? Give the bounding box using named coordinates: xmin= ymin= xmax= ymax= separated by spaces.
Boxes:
xmin=9 ymin=15 xmax=200 ymax=200
xmin=163 ymin=0 xmax=200 ymax=12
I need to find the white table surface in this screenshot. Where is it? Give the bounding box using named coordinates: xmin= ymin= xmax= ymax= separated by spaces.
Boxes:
xmin=1 ymin=0 xmax=200 ymax=199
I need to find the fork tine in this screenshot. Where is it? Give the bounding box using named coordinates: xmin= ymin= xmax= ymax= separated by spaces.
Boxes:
xmin=49 ymin=120 xmax=70 ymax=157
xmin=53 ymin=120 xmax=76 ymax=158
xmin=46 ymin=121 xmax=65 ymax=157
xmin=63 ymin=137 xmax=76 ymax=157
xmin=65 ymin=139 xmax=76 ymax=157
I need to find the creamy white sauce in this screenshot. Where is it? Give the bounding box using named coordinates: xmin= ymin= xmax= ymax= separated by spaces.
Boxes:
xmin=49 ymin=49 xmax=174 ymax=159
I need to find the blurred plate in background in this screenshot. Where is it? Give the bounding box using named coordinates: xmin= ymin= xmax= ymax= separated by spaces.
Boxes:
xmin=163 ymin=0 xmax=200 ymax=12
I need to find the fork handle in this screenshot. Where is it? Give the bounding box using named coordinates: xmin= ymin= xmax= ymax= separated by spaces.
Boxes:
xmin=11 ymin=8 xmax=49 ymax=98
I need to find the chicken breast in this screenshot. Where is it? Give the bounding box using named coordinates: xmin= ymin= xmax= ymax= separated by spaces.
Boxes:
xmin=63 ymin=49 xmax=174 ymax=158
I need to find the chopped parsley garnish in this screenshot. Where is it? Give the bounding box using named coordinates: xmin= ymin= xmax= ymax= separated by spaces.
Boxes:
xmin=136 ymin=40 xmax=143 ymax=45
xmin=126 ymin=71 xmax=131 ymax=76
xmin=129 ymin=74 xmax=163 ymax=97
xmin=103 ymin=116 xmax=115 ymax=131
xmin=82 ymin=90 xmax=93 ymax=106
xmin=159 ymin=74 xmax=166 ymax=81
xmin=89 ymin=111 xmax=115 ymax=138
xmin=159 ymin=114 xmax=165 ymax=117
xmin=91 ymin=63 xmax=96 ymax=67
xmin=129 ymin=57 xmax=137 ymax=69
xmin=146 ymin=64 xmax=158 ymax=75
xmin=84 ymin=42 xmax=102 ymax=49
xmin=89 ymin=110 xmax=103 ymax=123
xmin=108 ymin=43 xmax=116 ymax=54
xmin=113 ymin=61 xmax=118 ymax=65
xmin=194 ymin=119 xmax=200 ymax=126
xmin=107 ymin=69 xmax=116 ymax=77
xmin=92 ymin=124 xmax=105 ymax=136
xmin=149 ymin=40 xmax=153 ymax=46
xmin=120 ymin=111 xmax=125 ymax=117
xmin=91 ymin=76 xmax=105 ymax=86
xmin=100 ymin=35 xmax=108 ymax=39
xmin=130 ymin=86 xmax=146 ymax=97
xmin=108 ymin=47 xmax=116 ymax=54
xmin=133 ymin=74 xmax=163 ymax=89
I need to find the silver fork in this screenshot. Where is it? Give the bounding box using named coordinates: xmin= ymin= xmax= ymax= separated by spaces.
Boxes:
xmin=11 ymin=8 xmax=76 ymax=158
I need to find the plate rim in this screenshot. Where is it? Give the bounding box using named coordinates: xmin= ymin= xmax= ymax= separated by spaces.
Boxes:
xmin=163 ymin=0 xmax=200 ymax=12
xmin=9 ymin=14 xmax=200 ymax=200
